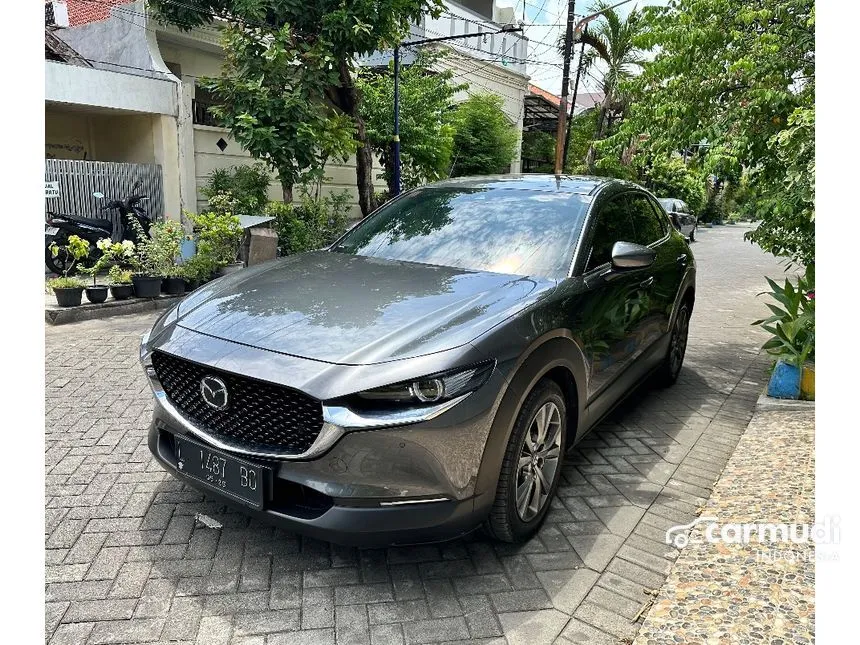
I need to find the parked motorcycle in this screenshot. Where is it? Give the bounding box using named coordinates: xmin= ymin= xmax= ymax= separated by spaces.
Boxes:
xmin=45 ymin=181 xmax=152 ymax=275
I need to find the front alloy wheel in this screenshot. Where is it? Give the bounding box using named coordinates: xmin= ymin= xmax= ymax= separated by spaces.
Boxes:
xmin=659 ymin=302 xmax=690 ymax=386
xmin=486 ymin=378 xmax=567 ymax=542
xmin=516 ymin=401 xmax=562 ymax=521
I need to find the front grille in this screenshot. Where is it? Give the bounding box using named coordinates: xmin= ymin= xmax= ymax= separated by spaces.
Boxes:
xmin=151 ymin=350 xmax=324 ymax=455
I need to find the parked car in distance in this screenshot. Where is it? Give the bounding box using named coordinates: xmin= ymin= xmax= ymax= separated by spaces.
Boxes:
xmin=141 ymin=175 xmax=696 ymax=547
xmin=658 ymin=197 xmax=697 ymax=242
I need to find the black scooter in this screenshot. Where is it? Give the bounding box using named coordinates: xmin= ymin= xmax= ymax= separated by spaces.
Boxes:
xmin=45 ymin=181 xmax=153 ymax=274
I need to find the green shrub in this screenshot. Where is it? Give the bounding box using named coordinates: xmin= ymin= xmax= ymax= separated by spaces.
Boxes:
xmin=202 ymin=163 xmax=272 ymax=215
xmin=641 ymin=156 xmax=706 ymax=215
xmin=266 ymin=190 xmax=351 ymax=256
xmin=450 ymin=94 xmax=518 ymax=177
xmin=189 ymin=210 xmax=244 ymax=267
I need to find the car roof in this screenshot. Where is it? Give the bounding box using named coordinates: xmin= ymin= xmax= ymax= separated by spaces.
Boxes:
xmin=426 ymin=174 xmax=615 ymax=196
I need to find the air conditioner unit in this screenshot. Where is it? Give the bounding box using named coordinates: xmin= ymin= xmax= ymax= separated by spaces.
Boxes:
xmin=45 ymin=1 xmax=70 ymax=28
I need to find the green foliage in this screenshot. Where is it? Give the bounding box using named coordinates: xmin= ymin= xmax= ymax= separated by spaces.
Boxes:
xmin=49 ymin=234 xmax=90 ymax=278
xmin=358 ymin=50 xmax=465 ymax=192
xmin=640 ymin=156 xmax=706 ymax=215
xmin=610 ymin=0 xmax=814 ymax=264
xmin=46 ymin=276 xmax=85 ymax=290
xmin=265 ymin=190 xmax=351 ymax=256
xmin=107 ymin=265 xmax=133 ymax=285
xmin=149 ymin=0 xmax=444 ymax=213
xmin=178 ymin=253 xmax=219 ymax=283
xmin=521 ymin=131 xmax=556 ymax=172
xmin=149 ymin=220 xmax=186 ymax=278
xmin=202 ymin=164 xmax=272 ymax=215
xmin=189 ymin=210 xmax=244 ymax=268
xmin=753 ymin=266 xmax=815 ymax=367
xmin=449 ymin=94 xmax=518 ymax=177
xmin=564 ymin=110 xmax=599 ymax=173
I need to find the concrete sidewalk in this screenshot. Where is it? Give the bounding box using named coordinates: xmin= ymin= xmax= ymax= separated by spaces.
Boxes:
xmin=633 ymin=401 xmax=815 ymax=644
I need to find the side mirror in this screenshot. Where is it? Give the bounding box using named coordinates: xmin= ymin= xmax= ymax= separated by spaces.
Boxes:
xmin=611 ymin=241 xmax=656 ymax=270
xmin=93 ymin=192 xmax=104 ymax=199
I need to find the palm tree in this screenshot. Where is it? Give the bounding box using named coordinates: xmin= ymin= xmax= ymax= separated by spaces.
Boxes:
xmin=559 ymin=2 xmax=645 ymax=171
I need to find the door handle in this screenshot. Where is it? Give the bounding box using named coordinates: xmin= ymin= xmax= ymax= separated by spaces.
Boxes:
xmin=640 ymin=276 xmax=654 ymax=289
xmin=676 ymin=254 xmax=688 ymax=265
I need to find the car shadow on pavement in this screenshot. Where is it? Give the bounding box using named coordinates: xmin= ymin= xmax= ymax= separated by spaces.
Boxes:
xmin=136 ymin=343 xmax=768 ymax=644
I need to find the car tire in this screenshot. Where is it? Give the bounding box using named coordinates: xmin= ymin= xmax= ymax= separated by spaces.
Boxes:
xmin=485 ymin=378 xmax=567 ymax=543
xmin=657 ymin=301 xmax=691 ymax=387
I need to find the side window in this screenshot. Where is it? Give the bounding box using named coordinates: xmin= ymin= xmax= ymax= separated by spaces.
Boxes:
xmin=586 ymin=196 xmax=636 ymax=272
xmin=627 ymin=194 xmax=667 ymax=246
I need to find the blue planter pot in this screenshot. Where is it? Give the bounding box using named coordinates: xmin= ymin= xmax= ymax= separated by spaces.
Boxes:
xmin=767 ymin=360 xmax=801 ymax=399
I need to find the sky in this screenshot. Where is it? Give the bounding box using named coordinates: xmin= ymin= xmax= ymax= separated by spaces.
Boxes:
xmin=498 ymin=0 xmax=666 ymax=96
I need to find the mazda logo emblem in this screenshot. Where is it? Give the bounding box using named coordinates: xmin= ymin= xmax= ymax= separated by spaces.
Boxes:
xmin=200 ymin=376 xmax=229 ymax=410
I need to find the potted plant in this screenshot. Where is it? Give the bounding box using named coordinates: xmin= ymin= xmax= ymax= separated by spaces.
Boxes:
xmin=190 ymin=210 xmax=245 ymax=276
xmin=127 ymin=218 xmax=168 ymax=297
xmin=179 ymin=252 xmax=218 ymax=291
xmin=47 ymin=235 xmax=90 ymax=307
xmin=108 ymin=265 xmax=134 ymax=300
xmin=754 ymin=267 xmax=815 ymax=400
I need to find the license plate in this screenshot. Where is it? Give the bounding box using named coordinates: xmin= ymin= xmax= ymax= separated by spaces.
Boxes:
xmin=174 ymin=435 xmax=268 ymax=509
xmin=45 ymin=226 xmax=59 ymax=236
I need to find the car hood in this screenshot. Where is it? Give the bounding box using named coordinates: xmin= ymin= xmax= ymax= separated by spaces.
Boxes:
xmin=175 ymin=251 xmax=555 ymax=365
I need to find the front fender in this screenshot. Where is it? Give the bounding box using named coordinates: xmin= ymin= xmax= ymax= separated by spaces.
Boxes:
xmin=471 ymin=333 xmax=588 ymax=510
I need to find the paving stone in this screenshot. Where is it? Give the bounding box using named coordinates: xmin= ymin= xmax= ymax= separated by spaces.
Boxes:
xmin=402 ymin=617 xmax=469 ymax=645
xmin=370 ymin=623 xmax=405 ymax=645
xmin=335 ymin=604 xmax=370 ymax=645
xmin=234 ymin=609 xmax=300 ymax=635
xmin=89 ymin=617 xmax=166 ymax=644
xmin=459 ymin=594 xmax=502 ymax=638
xmin=301 ymin=586 xmax=334 ymax=629
xmin=269 ymin=629 xmax=336 ymax=645
xmin=498 ymin=608 xmax=569 ymax=645
xmin=558 ymin=617 xmax=617 ymax=644
xmin=64 ymin=598 xmax=137 ymax=622
xmin=536 ymin=568 xmax=600 ymax=615
xmin=49 ymin=621 xmax=95 ymax=645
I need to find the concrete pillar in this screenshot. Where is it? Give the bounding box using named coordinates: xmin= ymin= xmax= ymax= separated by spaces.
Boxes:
xmin=152 ymin=114 xmax=182 ymax=220
xmin=177 ymin=76 xmax=197 ymax=215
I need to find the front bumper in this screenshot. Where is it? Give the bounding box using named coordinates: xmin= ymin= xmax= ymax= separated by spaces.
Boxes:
xmin=142 ymin=328 xmax=507 ymax=546
xmin=148 ymin=416 xmax=495 ymax=547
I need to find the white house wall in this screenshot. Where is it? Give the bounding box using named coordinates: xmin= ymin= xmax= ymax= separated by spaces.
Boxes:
xmin=156 ymin=38 xmax=386 ymax=217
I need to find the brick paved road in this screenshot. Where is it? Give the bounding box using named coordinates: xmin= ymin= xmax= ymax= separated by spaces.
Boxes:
xmin=46 ymin=225 xmax=785 ymax=645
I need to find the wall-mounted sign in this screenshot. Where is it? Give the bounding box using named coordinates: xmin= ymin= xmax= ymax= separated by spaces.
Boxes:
xmin=45 ymin=181 xmax=60 ymax=199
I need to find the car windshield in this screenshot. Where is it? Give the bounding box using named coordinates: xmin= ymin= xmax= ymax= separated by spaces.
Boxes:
xmin=657 ymin=198 xmax=673 ymax=211
xmin=331 ymin=187 xmax=589 ymax=280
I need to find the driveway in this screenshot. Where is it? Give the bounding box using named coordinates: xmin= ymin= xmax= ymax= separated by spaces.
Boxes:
xmin=45 ymin=225 xmax=785 ymax=645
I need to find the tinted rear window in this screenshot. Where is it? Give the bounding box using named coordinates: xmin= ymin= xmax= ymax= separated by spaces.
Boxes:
xmin=332 ymin=187 xmax=589 ymax=280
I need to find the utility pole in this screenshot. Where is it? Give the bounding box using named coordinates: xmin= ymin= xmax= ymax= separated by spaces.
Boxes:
xmin=562 ymin=25 xmax=587 ymax=170
xmin=553 ymin=0 xmax=576 ymax=175
xmin=554 ymin=0 xmax=635 ymax=174
xmin=391 ymin=26 xmax=523 ymax=196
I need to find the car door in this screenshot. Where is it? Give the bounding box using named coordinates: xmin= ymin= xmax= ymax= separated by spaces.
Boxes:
xmin=626 ymin=192 xmax=683 ymax=364
xmin=571 ymin=192 xmax=654 ymax=407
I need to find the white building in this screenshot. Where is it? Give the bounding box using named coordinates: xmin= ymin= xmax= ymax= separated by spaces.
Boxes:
xmin=46 ymin=0 xmax=529 ymax=218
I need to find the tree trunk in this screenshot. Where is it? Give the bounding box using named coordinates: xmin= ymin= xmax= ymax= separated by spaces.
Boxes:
xmin=586 ymin=91 xmax=614 ymax=172
xmin=355 ymin=116 xmax=378 ymax=216
xmin=335 ymin=58 xmax=377 ymax=216
xmin=281 ymin=180 xmax=293 ymax=203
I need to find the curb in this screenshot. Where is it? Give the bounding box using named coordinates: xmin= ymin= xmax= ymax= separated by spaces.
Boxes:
xmin=45 ymin=294 xmax=182 ymax=326
xmin=755 ymin=392 xmax=815 ymax=412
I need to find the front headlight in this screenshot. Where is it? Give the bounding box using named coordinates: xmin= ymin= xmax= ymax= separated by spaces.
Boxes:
xmin=355 ymin=361 xmax=495 ymax=405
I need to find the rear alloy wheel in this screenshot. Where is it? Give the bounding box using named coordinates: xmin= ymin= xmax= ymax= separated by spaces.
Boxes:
xmin=658 ymin=302 xmax=690 ymax=386
xmin=485 ymin=379 xmax=567 ymax=542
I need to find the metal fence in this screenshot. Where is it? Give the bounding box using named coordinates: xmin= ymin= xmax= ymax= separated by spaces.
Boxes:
xmin=45 ymin=160 xmax=164 ymax=239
